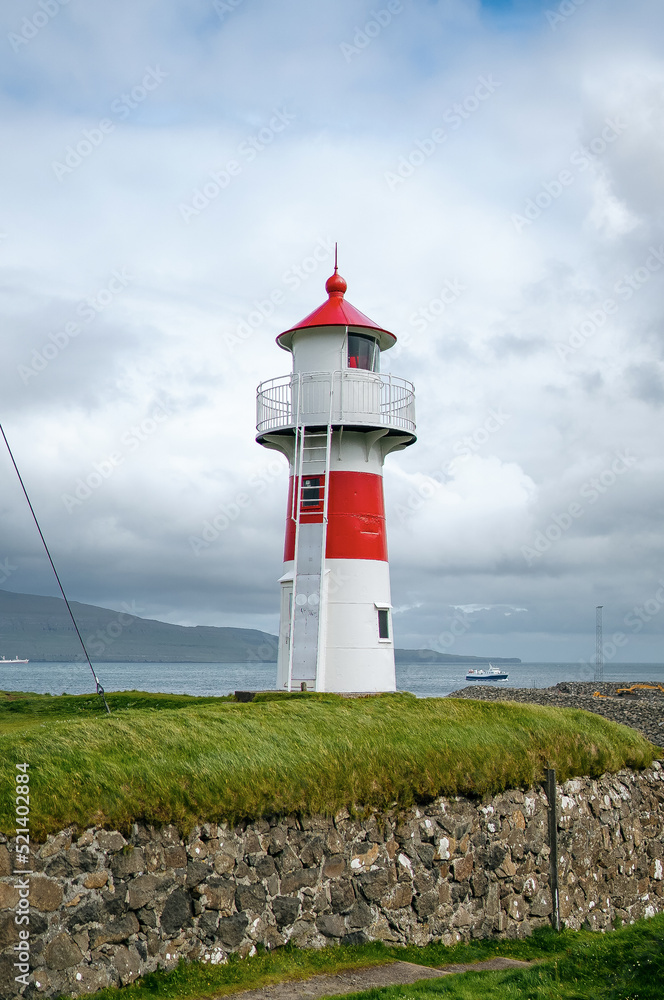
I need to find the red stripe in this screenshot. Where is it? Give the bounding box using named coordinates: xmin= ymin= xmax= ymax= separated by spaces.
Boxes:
xmin=284 ymin=472 xmax=387 ymax=561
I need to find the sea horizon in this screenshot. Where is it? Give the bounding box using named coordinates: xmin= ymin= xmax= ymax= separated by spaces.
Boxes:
xmin=1 ymin=660 xmax=662 ymax=700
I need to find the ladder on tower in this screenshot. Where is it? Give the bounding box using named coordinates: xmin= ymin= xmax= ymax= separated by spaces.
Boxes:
xmin=287 ymin=423 xmax=332 ymax=692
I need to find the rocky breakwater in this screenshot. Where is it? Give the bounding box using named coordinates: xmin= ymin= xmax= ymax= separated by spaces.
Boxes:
xmin=0 ymin=764 xmax=663 ymax=998
xmin=450 ymin=681 xmax=664 ymax=747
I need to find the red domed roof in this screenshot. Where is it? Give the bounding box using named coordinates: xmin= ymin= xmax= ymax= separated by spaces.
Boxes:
xmin=277 ymin=269 xmax=397 ymax=352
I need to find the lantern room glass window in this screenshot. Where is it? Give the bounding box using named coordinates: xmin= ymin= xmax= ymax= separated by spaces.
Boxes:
xmin=348 ymin=333 xmax=379 ymax=372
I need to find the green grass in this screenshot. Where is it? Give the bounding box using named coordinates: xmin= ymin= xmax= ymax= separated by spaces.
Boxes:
xmin=80 ymin=914 xmax=664 ymax=1000
xmin=0 ymin=689 xmax=232 ymax=733
xmin=0 ymin=690 xmax=655 ymax=840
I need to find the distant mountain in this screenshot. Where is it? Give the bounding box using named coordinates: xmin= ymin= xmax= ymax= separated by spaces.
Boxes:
xmin=0 ymin=590 xmax=521 ymax=665
xmin=394 ymin=649 xmax=520 ymax=665
xmin=0 ymin=589 xmax=278 ymax=663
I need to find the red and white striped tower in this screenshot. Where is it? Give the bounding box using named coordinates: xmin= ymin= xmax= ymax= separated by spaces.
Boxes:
xmin=256 ymin=262 xmax=416 ymax=692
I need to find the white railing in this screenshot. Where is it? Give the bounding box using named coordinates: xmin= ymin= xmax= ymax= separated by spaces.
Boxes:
xmin=256 ymin=371 xmax=416 ymax=434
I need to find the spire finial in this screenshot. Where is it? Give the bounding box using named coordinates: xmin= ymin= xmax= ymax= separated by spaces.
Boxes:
xmin=325 ymin=244 xmax=347 ymax=296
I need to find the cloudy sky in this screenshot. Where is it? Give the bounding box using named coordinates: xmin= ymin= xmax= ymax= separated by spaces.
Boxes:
xmin=1 ymin=0 xmax=663 ymax=664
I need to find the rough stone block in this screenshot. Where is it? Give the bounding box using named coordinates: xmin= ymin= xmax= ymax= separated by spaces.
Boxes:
xmin=128 ymin=874 xmax=161 ymax=909
xmin=84 ymin=870 xmax=110 ymax=889
xmin=203 ymin=883 xmax=235 ymax=912
xmin=382 ymin=883 xmax=413 ymax=910
xmin=111 ymin=848 xmax=145 ymax=878
xmin=357 ymin=868 xmax=390 ymax=902
xmin=236 ymin=882 xmax=266 ymax=912
xmin=254 ymin=854 xmax=277 ymax=878
xmin=212 ymin=850 xmax=235 ymax=875
xmin=0 ymin=913 xmax=19 ymax=949
xmin=347 ymin=900 xmax=373 ymax=927
xmin=160 ymin=889 xmax=193 ymax=936
xmin=40 ymin=830 xmax=73 ymax=859
xmin=66 ymin=899 xmax=102 ymax=929
xmin=269 ymin=828 xmax=288 ymax=854
xmin=329 ymin=879 xmax=355 ymax=913
xmin=112 ymin=944 xmax=142 ymax=986
xmin=97 ymin=831 xmax=126 ymax=853
xmin=217 ymin=912 xmax=248 ymax=948
xmin=164 ymin=846 xmax=188 ymax=869
xmin=186 ymin=861 xmax=210 ymax=887
xmin=68 ymin=965 xmax=111 ymax=995
xmin=90 ymin=912 xmax=140 ymax=948
xmin=452 ymin=854 xmax=474 ymax=882
xmin=0 ymin=846 xmax=11 ymax=877
xmin=530 ymin=888 xmax=553 ymax=917
xmin=323 ymin=856 xmax=346 ymax=879
xmin=316 ymin=913 xmax=346 ymax=937
xmin=272 ymin=895 xmax=300 ymax=928
xmin=280 ymin=866 xmax=319 ymax=894
xmin=0 ymin=883 xmax=19 ymax=909
xmin=45 ymin=932 xmax=83 ymax=970
xmin=301 ymin=836 xmax=325 ymax=867
xmin=413 ymin=891 xmax=437 ymax=917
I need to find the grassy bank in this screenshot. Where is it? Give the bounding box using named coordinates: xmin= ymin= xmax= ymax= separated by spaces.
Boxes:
xmin=88 ymin=913 xmax=664 ymax=1000
xmin=0 ymin=690 xmax=655 ymax=839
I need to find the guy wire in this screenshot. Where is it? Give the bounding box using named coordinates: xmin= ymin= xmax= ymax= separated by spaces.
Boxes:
xmin=0 ymin=422 xmax=111 ymax=714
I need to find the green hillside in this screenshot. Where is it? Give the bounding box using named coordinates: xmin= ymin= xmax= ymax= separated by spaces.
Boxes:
xmin=0 ymin=589 xmax=278 ymax=662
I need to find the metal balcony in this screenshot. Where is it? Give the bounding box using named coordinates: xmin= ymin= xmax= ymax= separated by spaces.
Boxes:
xmin=256 ymin=371 xmax=416 ymax=436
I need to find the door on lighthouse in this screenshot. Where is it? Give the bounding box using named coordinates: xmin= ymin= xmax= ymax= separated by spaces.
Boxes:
xmin=278 ymin=581 xmax=293 ymax=686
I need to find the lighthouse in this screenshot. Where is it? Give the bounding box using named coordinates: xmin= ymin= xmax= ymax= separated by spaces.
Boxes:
xmin=255 ymin=262 xmax=416 ymax=692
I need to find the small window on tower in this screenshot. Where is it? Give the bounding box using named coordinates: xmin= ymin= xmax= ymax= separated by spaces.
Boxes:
xmin=348 ymin=333 xmax=379 ymax=372
xmin=377 ymin=608 xmax=390 ymax=640
xmin=301 ymin=475 xmax=323 ymax=510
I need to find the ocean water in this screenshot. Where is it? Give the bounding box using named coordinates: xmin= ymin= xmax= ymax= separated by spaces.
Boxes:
xmin=1 ymin=660 xmax=663 ymax=698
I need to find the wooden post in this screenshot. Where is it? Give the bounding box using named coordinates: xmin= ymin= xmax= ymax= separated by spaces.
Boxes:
xmin=546 ymin=767 xmax=561 ymax=932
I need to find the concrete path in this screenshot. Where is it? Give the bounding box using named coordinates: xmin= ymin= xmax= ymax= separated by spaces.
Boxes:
xmin=212 ymin=957 xmax=533 ymax=999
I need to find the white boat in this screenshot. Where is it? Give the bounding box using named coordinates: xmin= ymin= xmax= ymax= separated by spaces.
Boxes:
xmin=465 ymin=664 xmax=508 ymax=681
xmin=0 ymin=656 xmax=29 ymax=664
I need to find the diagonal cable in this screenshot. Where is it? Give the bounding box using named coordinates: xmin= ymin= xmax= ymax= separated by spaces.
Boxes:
xmin=0 ymin=422 xmax=110 ymax=714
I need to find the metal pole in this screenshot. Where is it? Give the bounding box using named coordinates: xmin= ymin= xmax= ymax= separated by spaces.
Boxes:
xmin=595 ymin=605 xmax=603 ymax=682
xmin=546 ymin=767 xmax=561 ymax=932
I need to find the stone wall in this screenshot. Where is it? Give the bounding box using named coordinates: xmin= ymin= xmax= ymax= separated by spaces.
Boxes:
xmin=1 ymin=763 xmax=663 ymax=998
